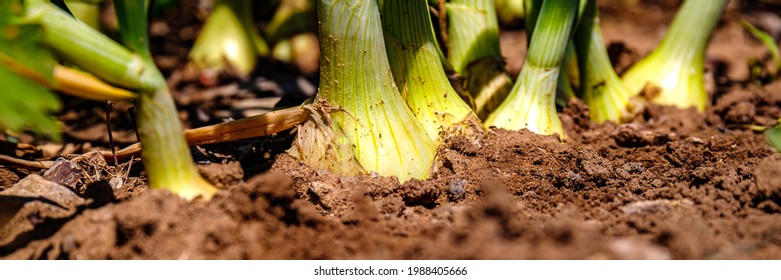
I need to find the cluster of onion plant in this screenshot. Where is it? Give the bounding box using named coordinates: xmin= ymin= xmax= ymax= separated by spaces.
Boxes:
xmin=483 ymin=0 xmax=728 ymax=137
xmin=147 ymin=0 xmax=781 ymax=183
xmin=6 ymin=0 xmax=775 ymax=198
xmin=132 ymin=0 xmax=741 ymax=179
xmin=285 ymin=0 xmax=583 ymax=179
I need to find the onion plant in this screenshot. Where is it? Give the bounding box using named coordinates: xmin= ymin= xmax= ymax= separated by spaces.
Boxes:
xmin=288 ymin=0 xmax=436 ymax=182
xmin=485 ymin=0 xmax=579 ymax=139
xmin=1 ymin=0 xmax=217 ymax=200
xmin=525 ymin=0 xmax=585 ymax=108
xmin=573 ymin=0 xmax=632 ymax=123
xmin=446 ymin=0 xmax=513 ymax=120
xmin=621 ymin=0 xmax=727 ymax=111
xmin=381 ymin=0 xmax=479 ymax=141
xmin=188 ymin=0 xmax=269 ymax=80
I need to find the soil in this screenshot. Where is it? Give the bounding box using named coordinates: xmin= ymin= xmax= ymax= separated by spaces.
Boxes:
xmin=2 ymin=0 xmax=781 ymax=259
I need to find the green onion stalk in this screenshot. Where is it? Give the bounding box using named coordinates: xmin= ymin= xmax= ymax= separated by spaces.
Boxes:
xmin=485 ymin=0 xmax=578 ymax=139
xmin=525 ymin=0 xmax=585 ymax=108
xmin=188 ymin=0 xmax=269 ymax=81
xmin=446 ymin=0 xmax=514 ymax=120
xmin=22 ymin=0 xmax=217 ymax=200
xmin=523 ymin=0 xmax=540 ymax=36
xmin=523 ymin=0 xmax=587 ymax=46
xmin=621 ymin=0 xmax=727 ymax=111
xmin=288 ymin=0 xmax=436 ymax=182
xmin=573 ymin=0 xmax=632 ymax=123
xmin=380 ymin=0 xmax=480 ymax=142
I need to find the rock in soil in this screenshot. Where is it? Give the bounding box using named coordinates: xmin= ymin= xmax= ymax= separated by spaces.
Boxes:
xmin=0 ymin=175 xmax=89 ymax=254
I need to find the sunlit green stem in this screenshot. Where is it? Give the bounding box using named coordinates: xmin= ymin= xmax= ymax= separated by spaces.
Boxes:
xmin=621 ymin=0 xmax=726 ymax=111
xmin=485 ymin=0 xmax=578 ymax=139
xmin=487 ymin=65 xmax=563 ymax=134
xmin=24 ymin=1 xmax=147 ymax=90
xmin=381 ymin=0 xmax=477 ymax=141
xmin=523 ymin=0 xmax=541 ymax=38
xmin=574 ymin=0 xmax=631 ymax=123
xmin=116 ymin=0 xmax=217 ymax=200
xmin=526 ymin=0 xmax=586 ymax=38
xmin=529 ymin=0 xmax=585 ymax=108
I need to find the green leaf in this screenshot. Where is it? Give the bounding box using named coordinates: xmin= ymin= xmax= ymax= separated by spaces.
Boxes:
xmin=0 ymin=0 xmax=20 ymax=24
xmin=0 ymin=64 xmax=61 ymax=140
xmin=0 ymin=25 xmax=56 ymax=83
xmin=114 ymin=0 xmax=153 ymax=62
xmin=0 ymin=8 xmax=61 ymax=140
xmin=768 ymin=123 xmax=781 ymax=152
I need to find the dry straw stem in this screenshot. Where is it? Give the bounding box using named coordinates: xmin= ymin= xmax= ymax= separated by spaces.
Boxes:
xmin=107 ymin=106 xmax=310 ymax=160
xmin=0 ymin=106 xmax=310 ymax=169
xmin=0 ymin=154 xmax=52 ymax=169
xmin=185 ymin=106 xmax=309 ymax=145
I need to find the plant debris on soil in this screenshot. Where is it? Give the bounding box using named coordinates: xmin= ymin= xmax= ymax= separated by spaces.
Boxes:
xmin=2 ymin=0 xmax=781 ymax=260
